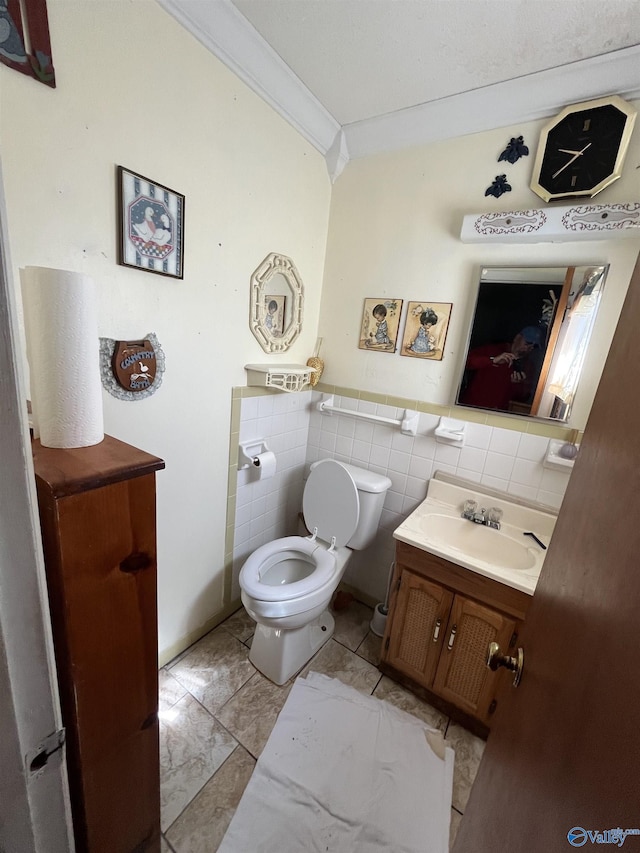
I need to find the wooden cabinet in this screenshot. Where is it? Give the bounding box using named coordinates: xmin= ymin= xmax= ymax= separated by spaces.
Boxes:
xmin=385 ymin=571 xmax=453 ymax=687
xmin=32 ymin=435 xmax=165 ymax=853
xmin=381 ymin=540 xmax=530 ymax=736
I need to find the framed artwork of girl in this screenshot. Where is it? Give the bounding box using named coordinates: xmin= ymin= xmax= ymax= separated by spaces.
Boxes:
xmin=401 ymin=301 xmax=453 ymax=361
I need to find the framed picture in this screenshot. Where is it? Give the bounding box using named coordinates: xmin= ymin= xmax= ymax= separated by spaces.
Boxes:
xmin=117 ymin=166 xmax=185 ymax=279
xmin=401 ymin=301 xmax=453 ymax=361
xmin=263 ymin=294 xmax=286 ymax=336
xmin=358 ymin=298 xmax=403 ymax=353
xmin=0 ymin=0 xmax=55 ymax=87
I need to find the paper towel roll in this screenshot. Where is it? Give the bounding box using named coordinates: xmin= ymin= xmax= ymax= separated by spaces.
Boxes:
xmin=21 ymin=266 xmax=104 ymax=448
xmin=252 ymin=450 xmax=277 ymax=480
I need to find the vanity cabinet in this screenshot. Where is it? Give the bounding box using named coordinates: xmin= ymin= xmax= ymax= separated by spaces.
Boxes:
xmin=32 ymin=435 xmax=165 ymax=853
xmin=381 ymin=540 xmax=530 ymax=736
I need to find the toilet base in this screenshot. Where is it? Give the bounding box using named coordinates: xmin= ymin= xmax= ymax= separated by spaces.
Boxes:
xmin=249 ymin=609 xmax=335 ymax=685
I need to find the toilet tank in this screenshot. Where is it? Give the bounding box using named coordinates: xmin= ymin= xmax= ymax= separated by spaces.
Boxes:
xmin=310 ymin=460 xmax=392 ymax=550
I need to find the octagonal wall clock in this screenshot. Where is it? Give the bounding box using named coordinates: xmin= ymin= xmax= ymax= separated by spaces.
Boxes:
xmin=530 ymin=95 xmax=637 ymax=203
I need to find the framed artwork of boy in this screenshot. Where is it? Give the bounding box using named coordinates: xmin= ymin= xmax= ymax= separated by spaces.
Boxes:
xmin=358 ymin=298 xmax=403 ymax=353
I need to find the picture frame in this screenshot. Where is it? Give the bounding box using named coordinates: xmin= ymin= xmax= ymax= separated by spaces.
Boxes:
xmin=0 ymin=0 xmax=55 ymax=87
xmin=401 ymin=301 xmax=452 ymax=361
xmin=117 ymin=166 xmax=185 ymax=279
xmin=263 ymin=294 xmax=286 ymax=336
xmin=358 ymin=298 xmax=403 ymax=353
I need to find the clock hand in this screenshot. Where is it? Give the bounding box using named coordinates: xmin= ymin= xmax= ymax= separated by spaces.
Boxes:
xmin=557 ymin=143 xmax=592 ymax=156
xmin=552 ymin=142 xmax=592 ymax=179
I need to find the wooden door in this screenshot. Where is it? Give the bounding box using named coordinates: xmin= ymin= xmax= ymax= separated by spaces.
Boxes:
xmin=432 ymin=596 xmax=515 ymax=724
xmin=454 ymin=251 xmax=640 ymax=852
xmin=385 ymin=569 xmax=453 ymax=687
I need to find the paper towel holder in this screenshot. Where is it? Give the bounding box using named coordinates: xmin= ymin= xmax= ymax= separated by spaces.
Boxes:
xmin=238 ymin=439 xmax=270 ymax=470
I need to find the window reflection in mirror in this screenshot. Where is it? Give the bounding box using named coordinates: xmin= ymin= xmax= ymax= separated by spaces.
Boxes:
xmin=456 ymin=265 xmax=608 ymax=422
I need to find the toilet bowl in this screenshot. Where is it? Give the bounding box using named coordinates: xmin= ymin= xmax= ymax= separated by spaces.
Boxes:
xmin=239 ymin=459 xmax=392 ymax=684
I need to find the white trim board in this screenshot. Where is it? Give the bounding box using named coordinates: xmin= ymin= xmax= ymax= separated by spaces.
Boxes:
xmin=343 ymin=46 xmax=640 ymax=161
xmin=155 ymin=0 xmax=341 ymax=158
xmin=0 ymin=158 xmax=74 ymax=852
xmin=156 ymin=0 xmax=640 ymax=180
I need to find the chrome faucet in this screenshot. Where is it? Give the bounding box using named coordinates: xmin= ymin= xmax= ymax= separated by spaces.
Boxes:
xmin=461 ymin=500 xmax=502 ymax=530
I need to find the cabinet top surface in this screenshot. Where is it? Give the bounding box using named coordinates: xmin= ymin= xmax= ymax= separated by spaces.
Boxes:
xmin=393 ymin=479 xmax=556 ymax=595
xmin=32 ymin=434 xmax=165 ymax=497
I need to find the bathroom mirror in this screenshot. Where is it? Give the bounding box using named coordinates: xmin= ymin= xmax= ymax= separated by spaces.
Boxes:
xmin=456 ymin=264 xmax=608 ymax=422
xmin=249 ymin=252 xmax=304 ymax=353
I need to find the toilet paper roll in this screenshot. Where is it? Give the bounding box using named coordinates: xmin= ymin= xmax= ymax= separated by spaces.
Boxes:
xmin=20 ymin=266 xmax=104 ymax=448
xmin=252 ymin=450 xmax=277 ymax=480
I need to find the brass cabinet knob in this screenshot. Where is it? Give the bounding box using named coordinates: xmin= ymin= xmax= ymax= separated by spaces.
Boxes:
xmin=487 ymin=641 xmax=524 ymax=687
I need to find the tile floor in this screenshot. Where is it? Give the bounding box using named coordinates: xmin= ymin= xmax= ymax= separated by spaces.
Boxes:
xmin=159 ymin=600 xmax=485 ymax=852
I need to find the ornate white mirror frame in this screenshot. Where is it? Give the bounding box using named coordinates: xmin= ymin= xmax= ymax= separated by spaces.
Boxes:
xmin=249 ymin=252 xmax=304 ymax=353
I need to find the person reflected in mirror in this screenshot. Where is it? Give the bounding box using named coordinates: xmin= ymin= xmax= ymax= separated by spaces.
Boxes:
xmin=406 ymin=307 xmax=438 ymax=354
xmin=459 ymin=326 xmax=543 ymax=411
xmin=365 ymin=303 xmax=391 ymax=347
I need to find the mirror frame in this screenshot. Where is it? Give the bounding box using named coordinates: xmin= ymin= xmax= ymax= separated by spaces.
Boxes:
xmin=249 ymin=252 xmax=304 ymax=353
xmin=455 ymin=264 xmax=608 ymax=423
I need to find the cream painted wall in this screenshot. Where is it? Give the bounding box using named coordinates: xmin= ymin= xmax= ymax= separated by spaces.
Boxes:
xmin=320 ymin=109 xmax=640 ymax=428
xmin=0 ymin=0 xmax=331 ymax=659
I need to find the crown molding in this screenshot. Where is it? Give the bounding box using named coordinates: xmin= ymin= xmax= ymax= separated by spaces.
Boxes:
xmin=156 ymin=0 xmax=340 ymax=158
xmin=342 ymin=46 xmax=640 ymax=160
xmin=156 ymin=1 xmax=640 ymax=178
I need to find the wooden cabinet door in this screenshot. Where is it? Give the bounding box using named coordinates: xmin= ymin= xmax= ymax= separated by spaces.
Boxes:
xmin=385 ymin=568 xmax=454 ymax=687
xmin=432 ymin=595 xmax=516 ymax=725
xmin=52 ymin=474 xmax=160 ymax=852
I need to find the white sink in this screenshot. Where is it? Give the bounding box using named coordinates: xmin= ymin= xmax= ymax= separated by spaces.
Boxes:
xmin=393 ymin=477 xmax=557 ymax=594
xmin=415 ymin=513 xmax=537 ymax=572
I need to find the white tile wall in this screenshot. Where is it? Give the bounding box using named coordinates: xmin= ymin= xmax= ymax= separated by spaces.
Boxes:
xmin=231 ymin=391 xmax=312 ymax=600
xmin=232 ymin=389 xmax=571 ymax=605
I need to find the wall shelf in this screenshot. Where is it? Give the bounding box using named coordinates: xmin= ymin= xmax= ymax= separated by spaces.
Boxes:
xmin=245 ymin=363 xmax=315 ymax=393
xmin=460 ymin=201 xmax=640 ymax=244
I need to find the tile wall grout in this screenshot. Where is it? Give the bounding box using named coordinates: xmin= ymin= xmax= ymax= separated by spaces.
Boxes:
xmin=228 ymin=384 xmax=572 ymax=608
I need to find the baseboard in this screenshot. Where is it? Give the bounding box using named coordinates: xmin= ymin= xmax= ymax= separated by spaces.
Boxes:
xmin=158 ymin=598 xmax=243 ymax=667
xmin=159 ymin=585 xmax=376 ymax=668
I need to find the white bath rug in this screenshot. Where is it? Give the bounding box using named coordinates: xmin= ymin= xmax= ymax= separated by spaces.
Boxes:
xmin=218 ymin=672 xmax=454 ymax=853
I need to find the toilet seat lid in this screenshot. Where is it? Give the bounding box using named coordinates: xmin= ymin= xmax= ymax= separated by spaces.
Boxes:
xmin=303 ymin=459 xmax=359 ymax=547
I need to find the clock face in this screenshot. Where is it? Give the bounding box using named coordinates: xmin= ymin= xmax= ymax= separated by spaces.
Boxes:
xmin=531 ymin=97 xmax=636 ymax=202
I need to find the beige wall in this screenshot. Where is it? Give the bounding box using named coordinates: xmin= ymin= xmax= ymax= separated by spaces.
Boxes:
xmin=320 ymin=111 xmax=640 ymax=428
xmin=0 ymin=0 xmax=332 ymax=659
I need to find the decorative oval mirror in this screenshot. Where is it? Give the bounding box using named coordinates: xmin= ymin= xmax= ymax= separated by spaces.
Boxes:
xmin=249 ymin=252 xmax=304 ymax=353
xmin=456 ymin=264 xmax=608 ymax=422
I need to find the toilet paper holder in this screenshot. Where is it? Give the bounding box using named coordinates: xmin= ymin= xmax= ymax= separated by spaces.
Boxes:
xmin=238 ymin=439 xmax=270 ymax=469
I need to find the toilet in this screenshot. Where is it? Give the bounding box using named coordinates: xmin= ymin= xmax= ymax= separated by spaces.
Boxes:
xmin=239 ymin=458 xmax=392 ymax=684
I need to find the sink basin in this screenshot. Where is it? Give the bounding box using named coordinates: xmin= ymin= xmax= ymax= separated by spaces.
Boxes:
xmin=393 ymin=477 xmax=556 ymax=594
xmin=415 ymin=513 xmax=537 ymax=572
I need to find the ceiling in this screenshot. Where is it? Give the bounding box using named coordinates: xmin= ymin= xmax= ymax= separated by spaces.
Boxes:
xmin=157 ymin=0 xmax=640 ymax=178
